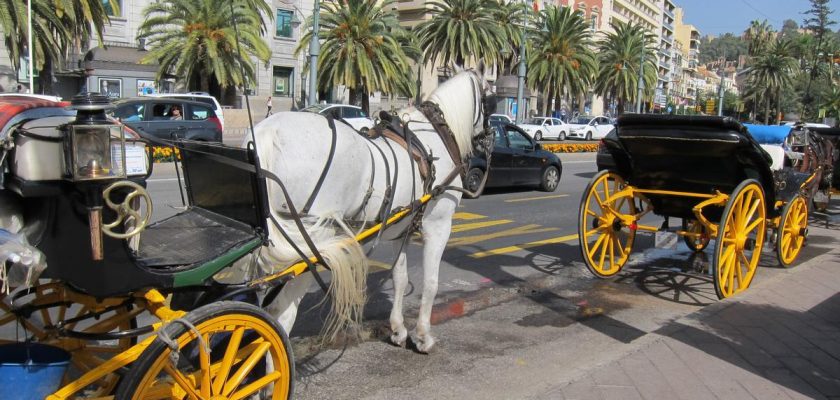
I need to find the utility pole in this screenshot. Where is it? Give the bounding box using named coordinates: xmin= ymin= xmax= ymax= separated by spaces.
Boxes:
xmin=635 ymin=46 xmax=645 ymax=113
xmin=308 ymin=0 xmax=320 ymax=106
xmin=27 ymin=0 xmax=33 ymax=93
xmin=515 ymin=0 xmax=527 ymax=124
xmin=718 ymin=56 xmax=725 ymax=116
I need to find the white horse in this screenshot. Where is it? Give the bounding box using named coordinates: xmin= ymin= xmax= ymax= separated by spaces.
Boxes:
xmin=251 ymin=68 xmax=493 ymax=352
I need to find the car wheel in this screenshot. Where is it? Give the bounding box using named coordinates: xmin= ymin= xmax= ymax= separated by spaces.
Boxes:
xmin=585 ymin=131 xmax=592 ymax=141
xmin=559 ymin=131 xmax=566 ymax=141
xmin=465 ymin=167 xmax=484 ymax=198
xmin=540 ymin=165 xmax=560 ymax=192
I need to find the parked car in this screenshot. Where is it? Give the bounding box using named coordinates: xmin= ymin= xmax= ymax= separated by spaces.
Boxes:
xmin=466 ymin=122 xmax=562 ymax=195
xmin=517 ymin=116 xmax=568 ymax=141
xmin=567 ymin=115 xmax=614 ymax=140
xmin=146 ymin=92 xmax=225 ymax=131
xmin=110 ymin=97 xmax=223 ymax=142
xmin=488 ymin=114 xmax=513 ymax=124
xmin=301 ymin=104 xmax=375 ymax=133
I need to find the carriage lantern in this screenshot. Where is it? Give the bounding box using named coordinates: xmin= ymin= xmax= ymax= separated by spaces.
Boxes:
xmin=62 ymin=92 xmax=126 ymax=182
xmin=62 ymin=93 xmax=128 ymax=260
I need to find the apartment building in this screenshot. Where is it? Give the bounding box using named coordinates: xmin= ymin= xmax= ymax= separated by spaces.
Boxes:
xmin=674 ymin=7 xmax=701 ymax=107
xmin=655 ymin=0 xmax=676 ymax=109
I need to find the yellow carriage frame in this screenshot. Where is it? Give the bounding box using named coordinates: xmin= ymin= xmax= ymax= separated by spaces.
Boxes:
xmin=578 ymin=170 xmax=810 ymax=299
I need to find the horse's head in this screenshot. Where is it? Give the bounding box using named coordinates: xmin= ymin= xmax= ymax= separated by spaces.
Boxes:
xmin=427 ymin=63 xmax=497 ymax=159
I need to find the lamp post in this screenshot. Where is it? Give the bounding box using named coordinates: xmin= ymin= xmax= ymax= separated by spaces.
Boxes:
xmin=635 ymin=47 xmax=645 ymax=113
xmin=717 ymin=58 xmax=725 ymax=116
xmin=308 ymin=0 xmax=320 ymax=106
xmin=27 ymin=0 xmax=33 ymax=93
xmin=515 ymin=0 xmax=527 ymax=124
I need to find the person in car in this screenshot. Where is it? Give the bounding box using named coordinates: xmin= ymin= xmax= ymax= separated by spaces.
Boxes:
xmin=170 ymin=105 xmax=183 ymax=120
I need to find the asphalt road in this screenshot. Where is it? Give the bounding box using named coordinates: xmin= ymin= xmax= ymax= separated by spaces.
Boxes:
xmin=143 ymin=152 xmax=839 ymax=399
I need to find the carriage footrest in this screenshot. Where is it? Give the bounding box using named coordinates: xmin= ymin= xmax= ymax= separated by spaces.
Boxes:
xmin=134 ymin=207 xmax=259 ymax=270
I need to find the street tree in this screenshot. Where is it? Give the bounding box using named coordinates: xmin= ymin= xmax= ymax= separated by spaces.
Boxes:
xmin=0 ymin=0 xmax=117 ymax=93
xmin=801 ymin=0 xmax=836 ymax=116
xmin=297 ymin=0 xmax=419 ymax=113
xmin=137 ymin=0 xmax=272 ymax=103
xmin=743 ymin=38 xmax=798 ymax=124
xmin=594 ymin=20 xmax=657 ymax=115
xmin=526 ymin=5 xmax=596 ymax=116
xmin=485 ymin=0 xmax=529 ymax=74
xmin=744 ymin=20 xmax=775 ymax=58
xmin=415 ymin=0 xmax=506 ymax=69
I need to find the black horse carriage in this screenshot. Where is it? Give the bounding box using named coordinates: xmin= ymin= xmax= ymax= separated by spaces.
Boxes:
xmin=0 ymin=93 xmax=295 ymax=399
xmin=579 ymin=115 xmax=812 ymax=299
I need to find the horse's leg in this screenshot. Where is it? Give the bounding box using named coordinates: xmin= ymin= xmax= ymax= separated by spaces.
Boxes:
xmin=415 ymin=193 xmax=458 ymax=353
xmin=389 ymin=240 xmax=409 ymax=347
xmin=263 ymin=272 xmax=314 ymax=334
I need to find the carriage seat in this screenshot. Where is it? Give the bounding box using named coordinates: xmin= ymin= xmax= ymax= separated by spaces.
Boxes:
xmin=132 ymin=141 xmax=268 ymax=273
xmin=759 ymin=144 xmax=786 ymax=171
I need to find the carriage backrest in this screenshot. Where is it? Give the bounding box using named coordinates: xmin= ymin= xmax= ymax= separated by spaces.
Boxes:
xmin=612 ymin=115 xmax=775 ymax=201
xmin=179 ymin=141 xmax=269 ymax=234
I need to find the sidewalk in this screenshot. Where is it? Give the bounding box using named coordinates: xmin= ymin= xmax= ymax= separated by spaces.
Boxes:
xmin=541 ymin=227 xmax=840 ymax=400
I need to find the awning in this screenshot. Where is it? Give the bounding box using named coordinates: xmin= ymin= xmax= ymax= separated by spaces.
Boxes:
xmin=84 ymin=46 xmax=159 ymax=73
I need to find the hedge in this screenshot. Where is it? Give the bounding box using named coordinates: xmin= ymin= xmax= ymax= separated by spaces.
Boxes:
xmin=541 ymin=143 xmax=599 ymax=153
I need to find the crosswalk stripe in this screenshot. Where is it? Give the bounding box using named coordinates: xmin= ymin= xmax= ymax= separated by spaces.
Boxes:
xmin=504 ymin=194 xmax=569 ymax=203
xmin=470 ymin=233 xmax=579 ymax=258
xmin=451 ymin=220 xmax=513 ymax=233
xmin=447 ymin=224 xmax=558 ymax=247
xmin=452 ymin=212 xmax=486 ymax=220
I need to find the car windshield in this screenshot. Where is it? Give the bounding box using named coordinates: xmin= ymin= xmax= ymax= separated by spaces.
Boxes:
xmin=526 ymin=118 xmax=545 ymax=125
xmin=574 ymin=116 xmax=593 ymax=124
xmin=301 ymin=105 xmax=328 ymax=113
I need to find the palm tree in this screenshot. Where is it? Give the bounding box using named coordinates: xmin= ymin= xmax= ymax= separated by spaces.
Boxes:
xmin=594 ymin=20 xmax=658 ymax=115
xmin=744 ymin=38 xmax=798 ymax=123
xmin=485 ymin=0 xmax=529 ymax=74
xmin=0 ymin=0 xmax=117 ymax=93
xmin=137 ymin=0 xmax=272 ymax=100
xmin=415 ymin=0 xmax=506 ymax=69
xmin=526 ymin=5 xmax=596 ymax=116
xmin=744 ymin=20 xmax=775 ymax=58
xmin=297 ymin=0 xmax=419 ymax=113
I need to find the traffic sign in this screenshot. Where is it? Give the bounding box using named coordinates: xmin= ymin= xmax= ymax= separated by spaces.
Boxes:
xmin=705 ymin=99 xmax=715 ymax=114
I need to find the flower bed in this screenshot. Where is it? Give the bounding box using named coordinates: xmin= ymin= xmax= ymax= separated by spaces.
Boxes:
xmin=151 ymin=146 xmax=181 ymax=163
xmin=541 ymin=143 xmax=599 ymax=153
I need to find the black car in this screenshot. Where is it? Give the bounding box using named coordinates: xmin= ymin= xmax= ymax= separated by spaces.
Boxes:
xmin=111 ymin=97 xmax=223 ymax=142
xmin=466 ymin=122 xmax=562 ymax=195
xmin=595 ymin=130 xmax=618 ymax=171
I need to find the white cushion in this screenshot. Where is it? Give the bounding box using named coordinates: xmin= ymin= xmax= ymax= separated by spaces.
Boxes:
xmin=759 ymin=144 xmax=785 ymax=171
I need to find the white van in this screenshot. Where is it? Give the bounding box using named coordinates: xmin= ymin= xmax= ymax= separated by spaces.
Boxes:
xmin=147 ymin=92 xmax=225 ymax=130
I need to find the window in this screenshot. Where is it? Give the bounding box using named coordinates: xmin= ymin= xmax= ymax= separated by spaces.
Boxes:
xmin=102 ymin=0 xmax=121 ymax=17
xmin=493 ymin=127 xmax=507 ymax=148
xmin=272 ymin=66 xmax=293 ymax=96
xmin=591 ymin=15 xmax=597 ymax=31
xmin=114 ymin=104 xmax=144 ymax=122
xmin=276 ymin=9 xmax=294 ymax=38
xmin=507 ymin=129 xmax=532 ymax=150
xmin=190 ymin=105 xmax=212 ymax=120
xmin=152 ymin=103 xmax=180 ymax=120
xmin=342 ymin=107 xmax=362 ymax=118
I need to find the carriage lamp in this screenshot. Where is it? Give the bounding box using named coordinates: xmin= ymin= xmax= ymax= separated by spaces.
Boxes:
xmin=62 ymin=93 xmax=129 ymax=260
xmin=63 ymin=94 xmax=127 ymax=182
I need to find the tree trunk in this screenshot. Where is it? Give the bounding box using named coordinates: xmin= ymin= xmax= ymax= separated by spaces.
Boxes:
xmin=200 ymin=73 xmax=210 ymax=93
xmin=554 ymin=92 xmax=562 ymax=118
xmin=38 ymin=58 xmax=54 ymax=95
xmin=544 ymin=85 xmax=553 ymax=116
xmin=578 ymin=93 xmax=585 ymax=115
xmin=361 ymin=89 xmax=370 ymax=115
xmin=349 ymin=87 xmax=359 ymax=107
xmin=764 ymin=96 xmax=770 ymax=125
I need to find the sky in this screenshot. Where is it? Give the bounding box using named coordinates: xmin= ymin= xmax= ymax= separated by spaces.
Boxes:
xmin=679 ymin=0 xmax=840 ymax=36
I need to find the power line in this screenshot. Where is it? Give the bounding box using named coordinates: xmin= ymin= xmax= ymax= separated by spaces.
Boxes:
xmin=736 ymin=0 xmax=782 ymax=24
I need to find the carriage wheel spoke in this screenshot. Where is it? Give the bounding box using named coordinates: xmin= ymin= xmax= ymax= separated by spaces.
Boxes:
xmin=608 ymin=234 xmax=616 ymax=268
xmin=598 ymin=234 xmax=609 ymax=271
xmin=230 ymin=371 xmax=283 ymax=400
xmin=222 ymin=341 xmax=272 ymax=396
xmin=744 ymin=199 xmax=760 ymax=230
xmin=588 ymin=234 xmax=607 ymax=259
xmin=162 ymin=363 xmax=202 ymax=400
xmin=746 ymin=217 xmax=763 ymax=233
xmin=212 ymin=326 xmax=245 ymax=395
xmin=199 ymin=333 xmax=212 ymax=398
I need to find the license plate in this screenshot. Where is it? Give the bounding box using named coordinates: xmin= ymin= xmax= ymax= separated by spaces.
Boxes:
xmin=655 ymin=231 xmax=679 ymax=250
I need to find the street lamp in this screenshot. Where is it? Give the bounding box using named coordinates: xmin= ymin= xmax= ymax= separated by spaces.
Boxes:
xmin=515 ymin=0 xmax=527 ymax=124
xmin=635 ymin=47 xmax=645 ymax=113
xmin=27 ymin=0 xmax=33 ymax=93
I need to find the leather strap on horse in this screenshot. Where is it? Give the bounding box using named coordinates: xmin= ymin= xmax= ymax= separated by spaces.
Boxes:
xmin=302 ymin=116 xmax=338 ymax=214
xmin=419 ymin=101 xmax=465 ymax=183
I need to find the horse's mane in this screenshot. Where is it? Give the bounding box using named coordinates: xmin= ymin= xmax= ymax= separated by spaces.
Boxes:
xmin=426 ymin=71 xmax=481 ymax=159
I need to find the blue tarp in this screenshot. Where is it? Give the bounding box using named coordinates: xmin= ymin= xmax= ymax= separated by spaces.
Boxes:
xmin=744 ymin=124 xmax=792 ymax=144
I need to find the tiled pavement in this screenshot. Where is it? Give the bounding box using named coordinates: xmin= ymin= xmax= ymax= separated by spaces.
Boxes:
xmin=540 ymin=235 xmax=840 ymax=400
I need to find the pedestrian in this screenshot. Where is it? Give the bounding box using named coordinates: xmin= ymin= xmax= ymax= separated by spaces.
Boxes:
xmin=266 ymin=96 xmax=273 ymax=117
xmin=170 ymin=105 xmax=183 ymax=120
xmin=16 ymin=84 xmax=22 ymax=93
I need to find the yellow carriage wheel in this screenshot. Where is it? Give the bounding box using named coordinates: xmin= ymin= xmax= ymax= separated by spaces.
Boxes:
xmin=116 ymin=301 xmax=294 ymax=400
xmin=777 ymin=195 xmax=808 ymax=267
xmin=578 ymin=170 xmax=638 ymax=278
xmin=682 ymin=218 xmax=711 ymax=252
xmin=713 ymin=180 xmax=766 ymax=299
xmin=0 ymin=282 xmax=138 ymax=397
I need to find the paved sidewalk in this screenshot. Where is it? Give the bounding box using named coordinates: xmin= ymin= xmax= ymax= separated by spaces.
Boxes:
xmin=540 ymin=232 xmax=840 ymax=400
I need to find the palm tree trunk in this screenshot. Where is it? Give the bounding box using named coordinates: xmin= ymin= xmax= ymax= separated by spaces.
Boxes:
xmin=544 ymin=86 xmax=553 ymax=116
xmin=200 ymin=74 xmax=210 ymax=93
xmin=362 ymin=89 xmax=370 ymax=114
xmin=764 ymin=96 xmax=770 ymax=125
xmin=349 ymin=87 xmax=358 ymax=107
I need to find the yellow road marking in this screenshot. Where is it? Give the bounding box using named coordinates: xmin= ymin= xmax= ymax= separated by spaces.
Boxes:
xmin=447 ymin=224 xmax=558 ymax=247
xmin=470 ymin=233 xmax=579 ymax=258
xmin=369 ymin=259 xmax=393 ymax=271
xmin=505 ymin=194 xmax=569 ymax=203
xmin=451 ymin=220 xmax=513 ymax=233
xmin=452 ymin=212 xmax=486 ymax=220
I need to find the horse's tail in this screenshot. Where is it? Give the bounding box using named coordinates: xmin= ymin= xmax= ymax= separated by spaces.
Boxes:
xmin=262 ymin=214 xmax=369 ymax=343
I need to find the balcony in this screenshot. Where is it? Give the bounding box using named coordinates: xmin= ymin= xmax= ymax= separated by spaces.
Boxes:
xmin=659 ymin=48 xmax=671 ymax=58
xmin=661 ymin=35 xmax=673 ymax=45
xmin=396 ymin=0 xmax=426 ymax=11
xmin=664 ymin=8 xmax=675 ymax=19
xmin=663 ymin=21 xmax=674 ymax=32
xmin=659 ymin=60 xmax=670 ymax=70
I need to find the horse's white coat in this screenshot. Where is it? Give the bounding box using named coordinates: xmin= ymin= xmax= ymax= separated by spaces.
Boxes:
xmin=253 ymin=70 xmax=490 ymax=352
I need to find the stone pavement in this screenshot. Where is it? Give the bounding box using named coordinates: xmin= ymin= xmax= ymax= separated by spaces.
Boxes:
xmin=540 ymin=229 xmax=840 ymax=400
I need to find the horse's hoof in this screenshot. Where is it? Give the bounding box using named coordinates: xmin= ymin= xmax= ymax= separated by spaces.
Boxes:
xmin=414 ymin=336 xmax=435 ymax=354
xmin=390 ymin=331 xmax=408 ymax=348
